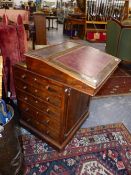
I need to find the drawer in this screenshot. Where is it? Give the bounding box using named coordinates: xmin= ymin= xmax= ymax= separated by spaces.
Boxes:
xmin=17 ymin=97 xmax=61 ymax=119
xmin=16 ymin=88 xmax=62 ymax=108
xmin=21 ymin=113 xmax=61 ymax=141
xmin=13 ymin=66 xmax=27 ymax=80
xmin=18 ymin=100 xmax=62 ymax=122
xmin=14 ymin=67 xmax=64 ymax=96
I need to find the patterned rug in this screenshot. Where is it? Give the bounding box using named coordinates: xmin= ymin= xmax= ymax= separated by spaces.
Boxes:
xmin=19 ymin=123 xmax=131 ymax=175
xmin=96 ymin=67 xmax=131 ymax=97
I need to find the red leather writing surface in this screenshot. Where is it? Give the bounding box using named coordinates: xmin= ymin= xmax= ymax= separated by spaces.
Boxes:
xmin=54 ymin=46 xmax=114 ymax=77
xmin=53 ymin=46 xmax=120 ymax=88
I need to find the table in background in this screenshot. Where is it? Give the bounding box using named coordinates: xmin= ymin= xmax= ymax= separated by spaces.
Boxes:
xmin=46 ymin=16 xmax=58 ymax=30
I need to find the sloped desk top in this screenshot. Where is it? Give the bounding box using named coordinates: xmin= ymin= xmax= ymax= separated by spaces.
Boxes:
xmin=25 ymin=41 xmax=120 ymax=96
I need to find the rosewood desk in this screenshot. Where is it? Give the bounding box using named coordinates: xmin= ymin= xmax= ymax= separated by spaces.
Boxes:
xmin=13 ymin=41 xmax=120 ymax=150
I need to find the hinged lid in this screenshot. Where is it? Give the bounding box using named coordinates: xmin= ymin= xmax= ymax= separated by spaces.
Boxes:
xmin=25 ymin=42 xmax=120 ymax=96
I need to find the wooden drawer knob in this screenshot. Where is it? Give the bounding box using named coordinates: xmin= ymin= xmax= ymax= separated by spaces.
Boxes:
xmin=24 ymin=97 xmax=28 ymax=101
xmin=35 ymin=89 xmax=38 ymax=93
xmin=46 ymin=97 xmax=50 ymax=102
xmin=46 ymin=108 xmax=50 ymax=113
xmin=46 ymin=119 xmax=49 ymax=124
xmin=35 ymin=100 xmax=38 ymax=104
xmin=23 ymin=86 xmax=27 ymax=90
xmin=21 ymin=74 xmax=26 ymax=79
xmin=36 ymin=111 xmax=39 ymax=115
xmin=45 ymin=85 xmax=50 ymax=90
xmin=34 ymin=78 xmax=37 ymax=81
xmin=46 ymin=130 xmax=50 ymax=135
xmin=42 ymin=120 xmax=49 ymax=125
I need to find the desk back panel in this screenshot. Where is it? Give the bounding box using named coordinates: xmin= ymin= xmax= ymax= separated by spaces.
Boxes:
xmin=33 ymin=14 xmax=47 ymax=45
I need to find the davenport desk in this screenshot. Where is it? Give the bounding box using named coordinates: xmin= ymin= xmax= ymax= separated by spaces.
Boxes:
xmin=13 ymin=41 xmax=120 ymax=150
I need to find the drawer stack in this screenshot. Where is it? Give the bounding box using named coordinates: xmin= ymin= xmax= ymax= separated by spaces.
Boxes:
xmin=13 ymin=63 xmax=67 ymax=148
xmin=13 ymin=62 xmax=90 ymax=150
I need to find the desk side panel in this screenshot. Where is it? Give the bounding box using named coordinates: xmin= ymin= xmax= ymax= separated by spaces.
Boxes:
xmin=64 ymin=88 xmax=90 ymax=136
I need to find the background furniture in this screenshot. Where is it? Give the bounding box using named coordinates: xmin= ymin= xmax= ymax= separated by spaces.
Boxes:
xmin=46 ymin=15 xmax=58 ymax=30
xmin=63 ymin=13 xmax=85 ymax=38
xmin=0 ymin=0 xmax=14 ymax=8
xmin=32 ymin=13 xmax=47 ymax=50
xmin=106 ymin=18 xmax=121 ymax=57
xmin=13 ymin=41 xmax=120 ymax=150
xmin=117 ymin=24 xmax=131 ymax=62
xmin=106 ymin=18 xmax=131 ymax=62
xmin=84 ymin=0 xmax=129 ymax=42
xmin=63 ymin=0 xmax=129 ymax=42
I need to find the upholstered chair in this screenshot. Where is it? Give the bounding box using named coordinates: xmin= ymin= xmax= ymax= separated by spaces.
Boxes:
xmin=106 ymin=19 xmax=121 ymax=57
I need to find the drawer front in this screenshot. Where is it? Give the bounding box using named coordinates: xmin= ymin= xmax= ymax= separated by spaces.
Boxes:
xmin=14 ymin=67 xmax=64 ymax=96
xmin=16 ymin=85 xmax=62 ymax=109
xmin=18 ymin=100 xmax=61 ymax=124
xmin=21 ymin=113 xmax=60 ymax=141
xmin=13 ymin=66 xmax=27 ymax=80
